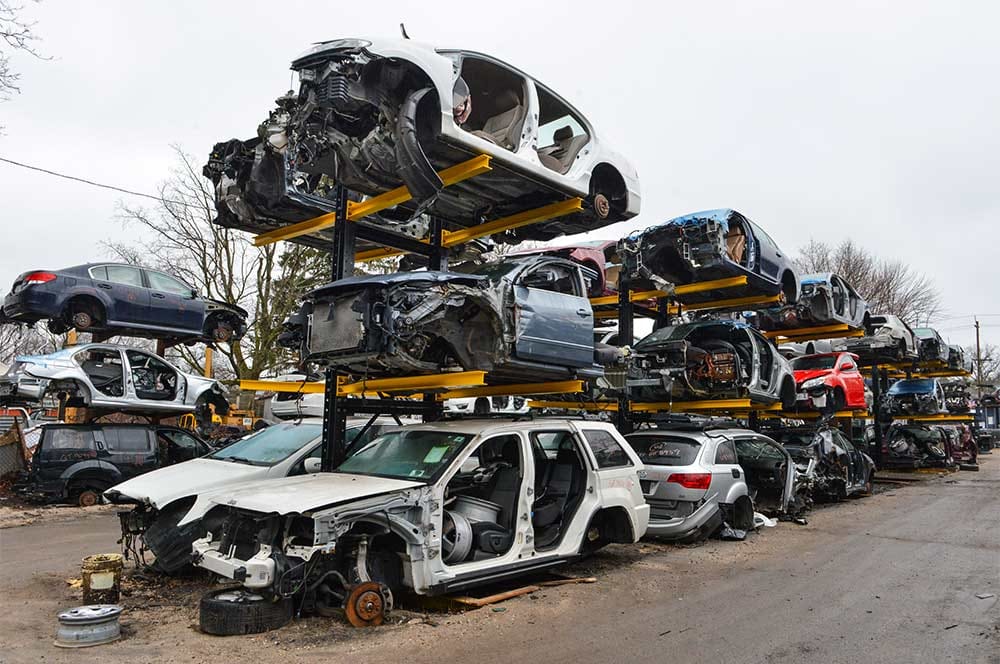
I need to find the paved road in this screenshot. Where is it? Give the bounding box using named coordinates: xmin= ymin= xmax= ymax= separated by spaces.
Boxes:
xmin=1 ymin=465 xmax=997 ymax=663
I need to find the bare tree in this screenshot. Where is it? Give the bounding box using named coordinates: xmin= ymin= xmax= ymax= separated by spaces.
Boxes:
xmin=0 ymin=1 xmax=46 ymax=101
xmin=966 ymin=342 xmax=1000 ymax=390
xmin=795 ymin=239 xmax=942 ymax=324
xmin=0 ymin=321 xmax=62 ymax=366
xmin=107 ymin=146 xmax=329 ymax=380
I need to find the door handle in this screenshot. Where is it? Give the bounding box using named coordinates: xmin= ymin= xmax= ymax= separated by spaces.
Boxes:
xmin=576 ymin=308 xmax=591 ymax=317
xmin=151 ymin=293 xmax=165 ymax=299
xmin=731 ymin=468 xmax=740 ymax=478
xmin=98 ymin=283 xmax=112 ymax=289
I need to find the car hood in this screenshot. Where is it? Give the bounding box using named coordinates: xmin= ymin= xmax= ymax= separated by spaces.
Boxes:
xmin=107 ymin=458 xmax=268 ymax=508
xmin=310 ymin=271 xmax=486 ymax=298
xmin=794 ymin=369 xmax=834 ymax=383
xmin=201 ymin=472 xmax=424 ymax=515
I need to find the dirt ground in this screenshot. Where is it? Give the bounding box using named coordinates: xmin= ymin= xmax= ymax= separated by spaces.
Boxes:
xmin=1 ymin=463 xmax=998 ymax=664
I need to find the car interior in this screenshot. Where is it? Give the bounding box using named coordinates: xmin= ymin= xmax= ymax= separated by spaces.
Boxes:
xmin=725 ymin=219 xmax=747 ymax=265
xmin=457 ymin=57 xmax=528 ymax=150
xmin=528 ymin=431 xmax=587 ymax=550
xmin=535 ymin=86 xmax=591 ymax=174
xmin=681 ymin=325 xmax=755 ymax=393
xmin=126 ymin=350 xmax=178 ymax=401
xmin=443 ymin=435 xmax=524 ymax=564
xmin=733 ymin=437 xmax=790 ymax=513
xmin=75 ymin=349 xmax=125 ymax=397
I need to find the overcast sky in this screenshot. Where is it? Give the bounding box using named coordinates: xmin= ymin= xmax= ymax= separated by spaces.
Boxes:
xmin=0 ymin=0 xmax=997 ymax=348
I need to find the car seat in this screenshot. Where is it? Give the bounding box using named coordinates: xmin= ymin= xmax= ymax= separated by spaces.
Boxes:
xmin=470 ymin=90 xmax=524 ymax=149
xmin=532 ymin=445 xmax=581 ymax=531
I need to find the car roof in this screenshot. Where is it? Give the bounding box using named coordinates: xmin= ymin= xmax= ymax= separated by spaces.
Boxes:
xmin=627 ymin=427 xmax=752 ymax=439
xmin=386 ymin=418 xmax=607 ymax=436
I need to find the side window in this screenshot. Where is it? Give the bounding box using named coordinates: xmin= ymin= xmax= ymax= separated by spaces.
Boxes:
xmin=126 ymin=350 xmax=178 ymax=398
xmin=107 ymin=428 xmax=152 ymax=452
xmin=105 ymin=265 xmax=144 ymax=288
xmin=89 ymin=266 xmax=108 ymax=280
xmin=582 ymin=429 xmax=633 ymax=469
xmin=160 ymin=430 xmax=202 ymax=453
xmin=535 ymin=85 xmax=590 ymax=174
xmin=530 ymin=430 xmax=573 ymax=459
xmin=714 ymin=440 xmax=738 ymax=465
xmin=522 ymin=264 xmax=581 ymax=296
xmin=146 ymin=271 xmax=193 ymax=296
xmin=40 ymin=428 xmax=96 ymax=459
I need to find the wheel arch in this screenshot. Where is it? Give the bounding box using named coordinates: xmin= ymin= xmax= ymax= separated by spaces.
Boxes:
xmin=780 ymin=270 xmax=799 ymax=304
xmin=62 ymin=293 xmax=108 ymax=325
xmin=590 ymin=162 xmax=629 ymax=217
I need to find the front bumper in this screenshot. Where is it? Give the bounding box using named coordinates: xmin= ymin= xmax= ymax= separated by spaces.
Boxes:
xmin=192 ymin=538 xmax=276 ymax=589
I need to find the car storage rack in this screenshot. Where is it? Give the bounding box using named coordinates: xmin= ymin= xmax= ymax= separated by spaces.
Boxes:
xmin=243 ymin=154 xmax=599 ymax=470
xmin=762 ymin=323 xmax=866 ymax=345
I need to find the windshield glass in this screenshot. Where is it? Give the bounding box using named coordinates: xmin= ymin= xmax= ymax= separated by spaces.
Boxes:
xmin=626 ymin=435 xmax=700 ymax=466
xmin=209 ymin=422 xmax=321 ymax=466
xmin=887 ymin=379 xmax=936 ymax=395
xmin=767 ymin=430 xmax=817 ymax=447
xmin=635 ymin=323 xmax=733 ymax=349
xmin=791 ymin=356 xmax=836 ymax=371
xmin=913 ymin=328 xmax=934 ymax=338
xmin=888 ymin=426 xmax=938 ymax=443
xmin=336 ymin=430 xmax=473 ymax=481
xmin=467 ymin=261 xmax=520 ymax=282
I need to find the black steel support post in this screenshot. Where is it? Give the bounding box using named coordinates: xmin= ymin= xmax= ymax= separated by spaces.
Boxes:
xmin=616 ymin=271 xmax=634 ymax=434
xmin=422 ymin=216 xmax=448 ymax=421
xmin=653 ymin=298 xmax=672 ymax=332
xmin=870 ymin=362 xmax=884 ymax=468
xmin=322 ymin=185 xmax=355 ymax=471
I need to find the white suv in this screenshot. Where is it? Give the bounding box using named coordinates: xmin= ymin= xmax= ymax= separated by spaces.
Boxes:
xmin=192 ymin=419 xmax=648 ymax=616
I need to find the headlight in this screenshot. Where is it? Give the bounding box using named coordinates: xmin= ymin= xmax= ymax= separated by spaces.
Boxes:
xmin=800 ymin=377 xmax=827 ymax=391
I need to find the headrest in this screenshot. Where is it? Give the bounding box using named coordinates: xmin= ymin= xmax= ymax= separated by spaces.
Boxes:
xmin=556 ymin=445 xmax=578 ymax=465
xmin=495 ymin=89 xmax=520 ymax=111
xmin=500 ymin=438 xmax=520 ymax=464
xmin=553 ymin=125 xmax=573 ymax=142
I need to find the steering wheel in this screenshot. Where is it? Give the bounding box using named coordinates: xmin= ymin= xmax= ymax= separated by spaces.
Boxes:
xmin=472 ymin=461 xmax=511 ymax=486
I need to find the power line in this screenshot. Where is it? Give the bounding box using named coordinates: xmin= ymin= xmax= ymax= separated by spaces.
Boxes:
xmin=0 ymin=155 xmax=198 ymax=208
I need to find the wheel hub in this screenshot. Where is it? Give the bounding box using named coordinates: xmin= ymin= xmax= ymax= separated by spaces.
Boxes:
xmin=594 ymin=193 xmax=611 ymax=219
xmin=344 ymin=582 xmax=389 ymax=627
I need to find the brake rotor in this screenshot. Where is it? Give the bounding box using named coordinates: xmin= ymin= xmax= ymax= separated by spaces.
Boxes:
xmin=593 ymin=193 xmax=611 ymax=219
xmin=344 ymin=582 xmax=388 ymax=628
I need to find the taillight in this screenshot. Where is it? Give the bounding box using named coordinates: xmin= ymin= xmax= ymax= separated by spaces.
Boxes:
xmin=23 ymin=272 xmax=57 ymax=286
xmin=665 ymin=472 xmax=712 ymax=490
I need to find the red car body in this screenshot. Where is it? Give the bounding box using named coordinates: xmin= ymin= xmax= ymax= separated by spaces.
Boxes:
xmin=792 ymin=352 xmax=867 ymax=410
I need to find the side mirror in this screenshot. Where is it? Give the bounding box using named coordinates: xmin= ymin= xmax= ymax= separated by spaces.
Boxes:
xmin=839 ymin=363 xmax=854 ymax=371
xmin=304 ymin=457 xmax=322 ymax=474
xmin=190 ymin=289 xmax=199 ymax=300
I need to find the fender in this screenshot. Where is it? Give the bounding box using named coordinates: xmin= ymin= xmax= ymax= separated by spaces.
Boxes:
xmin=720 ymin=480 xmax=750 ymax=506
xmin=60 ymin=459 xmax=120 ymax=481
xmin=57 ymin=285 xmax=116 ymax=316
xmin=586 ymin=495 xmax=645 ymax=542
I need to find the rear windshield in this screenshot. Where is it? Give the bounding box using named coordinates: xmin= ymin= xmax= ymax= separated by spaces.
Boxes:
xmin=209 ymin=422 xmax=321 ymax=466
xmin=790 ymin=356 xmax=836 ymax=371
xmin=887 ymin=379 xmax=935 ymax=395
xmin=625 ymin=435 xmax=700 ymax=466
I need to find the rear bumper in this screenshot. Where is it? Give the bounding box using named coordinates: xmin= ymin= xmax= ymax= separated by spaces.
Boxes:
xmin=1 ymin=290 xmax=61 ymax=323
xmin=644 ymin=499 xmax=720 ymax=539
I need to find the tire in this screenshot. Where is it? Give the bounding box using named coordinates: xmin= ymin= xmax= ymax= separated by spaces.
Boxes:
xmin=199 ymin=588 xmax=292 ymax=636
xmin=145 ymin=502 xmax=201 ymax=574
xmin=473 ymin=398 xmax=490 ymax=416
xmin=780 ymin=380 xmax=797 ymax=410
xmin=833 ymin=388 xmax=847 ymax=411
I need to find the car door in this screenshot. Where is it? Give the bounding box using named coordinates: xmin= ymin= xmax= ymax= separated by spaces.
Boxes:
xmin=124 ymin=349 xmax=184 ymax=404
xmin=513 ymin=261 xmax=594 ymax=367
xmin=157 ymin=428 xmax=208 ymax=464
xmin=836 ymin=354 xmax=866 ymax=407
xmin=32 ymin=426 xmax=101 ymax=488
xmin=574 ymin=426 xmax=642 ymax=523
xmin=97 ymin=265 xmax=150 ymax=324
xmin=98 ymin=427 xmax=158 ymax=480
xmin=752 ymin=434 xmax=796 ymax=513
xmin=143 ymin=269 xmax=205 ymax=333
xmin=831 ymin=430 xmax=863 ymax=490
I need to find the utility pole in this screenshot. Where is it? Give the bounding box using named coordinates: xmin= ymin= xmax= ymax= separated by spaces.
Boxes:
xmin=975 ymin=318 xmax=984 ymax=399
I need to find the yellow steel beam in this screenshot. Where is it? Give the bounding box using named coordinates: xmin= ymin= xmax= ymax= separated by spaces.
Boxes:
xmin=339 ymin=371 xmax=487 ymax=395
xmin=253 ymin=155 xmax=493 ymax=247
xmin=438 ymin=380 xmax=583 ymax=400
xmin=772 ymin=329 xmax=865 ymax=344
xmin=348 ymin=155 xmax=493 ymax=222
xmin=357 ymin=197 xmax=584 ymax=262
xmin=588 ymin=276 xmax=751 ymax=307
xmin=528 ymin=400 xmax=619 ymax=412
xmin=675 ymin=275 xmax=749 ymax=295
xmin=630 ymin=398 xmax=754 ymax=412
xmin=771 ymin=409 xmax=870 ymax=419
xmin=683 ymin=293 xmax=784 ymax=312
xmin=763 ymin=323 xmax=854 ymax=340
xmin=240 ymin=379 xmax=326 ymax=394
xmin=901 ymin=413 xmax=974 ymax=422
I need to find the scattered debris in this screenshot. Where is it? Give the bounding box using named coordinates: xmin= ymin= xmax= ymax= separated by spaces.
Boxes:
xmin=975 ymin=593 xmax=995 ymax=600
xmin=944 ymin=624 xmax=958 ymax=630
xmin=754 ymin=513 xmax=777 ymax=528
xmin=54 ymin=605 xmax=123 ymax=649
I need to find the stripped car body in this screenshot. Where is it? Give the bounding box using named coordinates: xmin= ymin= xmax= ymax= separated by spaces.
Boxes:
xmin=766 ymin=426 xmax=874 ymax=501
xmin=104 ymin=419 xmax=396 ymax=573
xmin=759 ymin=272 xmax=869 ymax=332
xmin=883 ymin=378 xmax=947 ymax=416
xmin=625 ymin=321 xmax=797 ymax=408
xmin=835 ymin=314 xmax=919 ymax=362
xmin=284 ymin=255 xmax=604 ymax=383
xmin=881 ymin=424 xmax=952 ymax=468
xmin=191 ymin=420 xmax=648 ymax=609
xmin=204 ymin=38 xmax=640 ymax=251
xmin=621 ymin=209 xmax=798 ymax=306
xmin=912 ymin=327 xmax=950 ymax=363
xmin=947 ymin=345 xmax=966 ymax=371
xmin=791 ymin=352 xmax=868 ymax=411
xmin=0 ymin=344 xmax=230 ymax=418
xmin=627 ymin=425 xmax=800 ymax=540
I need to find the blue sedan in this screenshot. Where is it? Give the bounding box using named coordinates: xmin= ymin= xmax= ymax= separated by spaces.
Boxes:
xmin=1 ymin=263 xmax=247 ymax=343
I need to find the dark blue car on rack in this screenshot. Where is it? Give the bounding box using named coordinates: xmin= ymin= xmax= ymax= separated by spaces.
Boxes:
xmin=1 ymin=263 xmax=248 ymax=343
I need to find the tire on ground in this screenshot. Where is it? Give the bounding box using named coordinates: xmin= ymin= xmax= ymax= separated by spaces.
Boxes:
xmin=145 ymin=499 xmax=200 ymax=574
xmin=199 ymin=589 xmax=292 ymax=636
